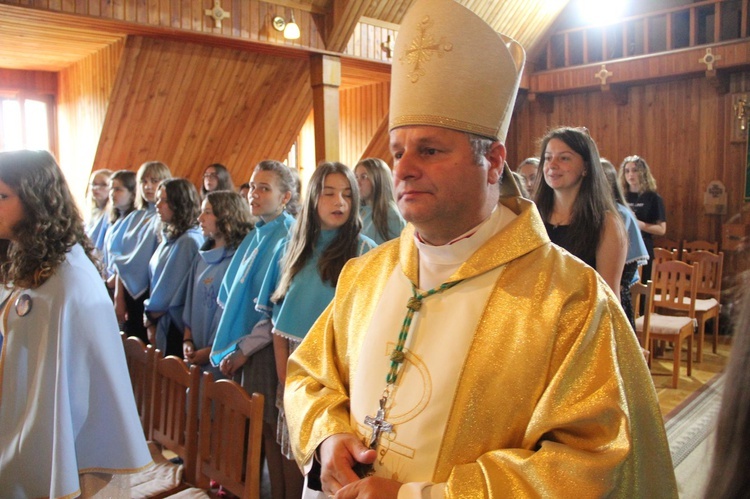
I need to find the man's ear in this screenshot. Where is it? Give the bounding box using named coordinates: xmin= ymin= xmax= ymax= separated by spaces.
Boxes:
xmin=487 ymin=142 xmax=506 ymax=185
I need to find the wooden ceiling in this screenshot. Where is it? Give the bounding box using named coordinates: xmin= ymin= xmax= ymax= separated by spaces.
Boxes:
xmin=0 ymin=0 xmax=571 ymax=74
xmin=0 ymin=7 xmax=125 ymax=72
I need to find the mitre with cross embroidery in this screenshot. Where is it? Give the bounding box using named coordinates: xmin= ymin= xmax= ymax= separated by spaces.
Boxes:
xmin=389 ymin=0 xmax=526 ymax=143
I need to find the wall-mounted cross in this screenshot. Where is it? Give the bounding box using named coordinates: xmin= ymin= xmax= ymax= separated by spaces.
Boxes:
xmin=594 ymin=64 xmax=613 ymax=86
xmin=205 ymin=0 xmax=230 ymax=29
xmin=699 ymin=48 xmax=721 ymax=72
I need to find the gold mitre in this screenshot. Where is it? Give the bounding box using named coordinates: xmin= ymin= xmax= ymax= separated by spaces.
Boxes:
xmin=389 ymin=0 xmax=526 ymax=142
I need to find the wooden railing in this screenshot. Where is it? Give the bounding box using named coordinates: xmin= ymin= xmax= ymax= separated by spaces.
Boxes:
xmin=539 ymin=0 xmax=749 ymax=70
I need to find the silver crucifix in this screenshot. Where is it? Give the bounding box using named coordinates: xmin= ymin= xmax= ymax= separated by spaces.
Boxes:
xmin=364 ymin=395 xmax=393 ymax=449
xmin=353 ymin=395 xmax=393 ymax=478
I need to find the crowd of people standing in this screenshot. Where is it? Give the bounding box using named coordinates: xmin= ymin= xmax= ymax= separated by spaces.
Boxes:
xmin=0 ymin=132 xmax=673 ymax=497
xmin=7 ymin=0 xmax=746 ymax=492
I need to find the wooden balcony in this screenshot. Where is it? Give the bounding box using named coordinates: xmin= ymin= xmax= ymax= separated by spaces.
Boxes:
xmin=538 ymin=0 xmax=749 ymax=71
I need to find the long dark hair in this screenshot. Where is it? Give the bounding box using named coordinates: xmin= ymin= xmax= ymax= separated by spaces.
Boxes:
xmin=158 ymin=178 xmax=201 ymax=241
xmin=272 ymin=162 xmax=361 ymax=301
xmin=534 ymin=126 xmax=619 ymax=260
xmin=0 ymin=150 xmax=98 ymax=289
xmin=108 ymin=170 xmax=137 ymax=224
xmin=201 ymin=163 xmax=234 ymax=196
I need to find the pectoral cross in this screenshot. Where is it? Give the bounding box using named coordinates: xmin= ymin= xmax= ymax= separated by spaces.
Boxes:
xmin=353 ymin=395 xmax=393 ymax=478
xmin=364 ymin=395 xmax=393 ymax=449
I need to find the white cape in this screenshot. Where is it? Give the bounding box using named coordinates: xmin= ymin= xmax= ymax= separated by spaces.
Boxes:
xmin=0 ymin=244 xmax=152 ymax=498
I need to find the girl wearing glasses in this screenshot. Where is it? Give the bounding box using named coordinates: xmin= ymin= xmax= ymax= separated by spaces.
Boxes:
xmin=84 ymin=168 xmax=112 ymax=254
xmin=201 ymin=162 xmax=234 ymax=198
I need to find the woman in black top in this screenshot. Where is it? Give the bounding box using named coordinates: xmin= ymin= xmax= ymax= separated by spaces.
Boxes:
xmin=535 ymin=126 xmax=626 ymax=296
xmin=618 ymin=155 xmax=666 ymax=283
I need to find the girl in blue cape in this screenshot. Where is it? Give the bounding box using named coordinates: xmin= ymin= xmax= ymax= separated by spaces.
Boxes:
xmin=209 ymin=159 xmax=298 ymax=499
xmin=182 ymin=190 xmax=253 ymax=378
xmin=144 ymin=178 xmax=203 ymax=357
xmin=355 ymin=157 xmax=405 ymax=244
xmin=83 ymin=168 xmax=111 ymax=256
xmin=108 ymin=161 xmax=171 ymax=343
xmin=103 ymin=170 xmax=136 ymax=289
xmin=0 ymin=150 xmax=151 ymax=497
xmin=257 ymin=162 xmax=377 ymax=496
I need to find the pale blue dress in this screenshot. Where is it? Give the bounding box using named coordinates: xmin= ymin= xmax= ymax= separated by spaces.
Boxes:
xmin=145 ymin=227 xmax=204 ymax=354
xmin=360 ymin=203 xmax=406 ymax=244
xmin=256 ymin=229 xmax=376 ymax=457
xmin=107 ymin=204 xmax=160 ymax=299
xmin=183 ymin=244 xmax=236 ymax=379
xmin=210 ymin=212 xmax=295 ymax=366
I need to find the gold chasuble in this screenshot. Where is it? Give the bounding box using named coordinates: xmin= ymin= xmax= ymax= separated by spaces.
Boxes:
xmin=285 ymin=194 xmax=677 ymax=497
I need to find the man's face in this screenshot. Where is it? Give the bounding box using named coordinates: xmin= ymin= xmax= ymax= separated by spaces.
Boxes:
xmin=389 ymin=125 xmax=503 ymax=245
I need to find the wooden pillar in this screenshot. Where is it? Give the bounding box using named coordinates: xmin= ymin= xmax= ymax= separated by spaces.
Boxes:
xmin=311 ymin=54 xmax=341 ymax=165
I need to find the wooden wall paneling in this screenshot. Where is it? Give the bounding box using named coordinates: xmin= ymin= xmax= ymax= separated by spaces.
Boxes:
xmin=262 ymin=64 xmax=312 ymax=163
xmin=339 ymin=80 xmax=389 ymax=167
xmin=95 ymin=37 xmax=311 ymax=188
xmin=57 ymin=38 xmax=124 ymax=200
xmin=359 ymin=112 xmax=391 ymax=167
xmin=0 ymin=69 xmax=58 ymax=93
xmin=171 ymin=45 xmax=227 ymax=175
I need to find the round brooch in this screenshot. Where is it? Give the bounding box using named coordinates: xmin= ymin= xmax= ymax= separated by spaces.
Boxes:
xmin=15 ymin=294 xmax=32 ymax=317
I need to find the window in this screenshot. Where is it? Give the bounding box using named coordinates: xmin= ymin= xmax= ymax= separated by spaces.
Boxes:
xmin=0 ymin=94 xmax=53 ymax=152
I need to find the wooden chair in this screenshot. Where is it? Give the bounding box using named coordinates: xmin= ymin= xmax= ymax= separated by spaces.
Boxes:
xmin=653 ymin=247 xmax=678 ymax=267
xmin=129 ymin=355 xmax=201 ymax=498
xmin=194 ymin=373 xmax=265 ymax=499
xmin=654 ymin=237 xmax=681 ymax=257
xmin=682 ymin=250 xmax=724 ymax=361
xmin=681 ymin=239 xmax=718 ymax=255
xmin=122 ymin=335 xmax=156 ymax=439
xmin=631 ymin=281 xmax=654 ymax=363
xmin=649 ymin=260 xmax=698 ymax=388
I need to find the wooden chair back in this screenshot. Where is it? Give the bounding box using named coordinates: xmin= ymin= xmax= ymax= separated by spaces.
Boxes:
xmin=654 ymin=237 xmax=681 ymax=256
xmin=197 ymin=374 xmax=264 ymax=499
xmin=631 ymin=281 xmax=654 ymax=353
xmin=122 ymin=335 xmax=156 ymax=439
xmin=682 ymin=250 xmax=723 ymax=301
xmin=650 ymin=261 xmax=699 ymax=387
xmin=653 ymin=247 xmax=678 ymax=268
xmin=150 ymin=354 xmax=201 ymax=484
xmin=652 ymin=260 xmax=698 ymax=317
xmin=681 ymin=239 xmax=718 ymax=255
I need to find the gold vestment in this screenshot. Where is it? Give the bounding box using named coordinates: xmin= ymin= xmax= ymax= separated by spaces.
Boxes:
xmin=285 ymin=196 xmax=677 ymax=498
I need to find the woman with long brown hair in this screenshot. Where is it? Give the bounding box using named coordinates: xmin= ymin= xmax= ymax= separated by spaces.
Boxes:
xmin=535 ymin=127 xmax=627 ymax=296
xmin=355 ymin=157 xmax=405 ymax=244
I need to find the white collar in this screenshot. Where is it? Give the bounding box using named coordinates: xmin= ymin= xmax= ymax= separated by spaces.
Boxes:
xmin=415 ymin=205 xmax=516 ymax=289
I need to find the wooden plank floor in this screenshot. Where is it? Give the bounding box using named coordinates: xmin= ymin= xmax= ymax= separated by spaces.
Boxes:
xmin=653 ymin=337 xmax=732 ymax=418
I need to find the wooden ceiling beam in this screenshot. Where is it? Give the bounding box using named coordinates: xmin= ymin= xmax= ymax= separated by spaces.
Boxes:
xmin=324 ymin=0 xmax=372 ymax=53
